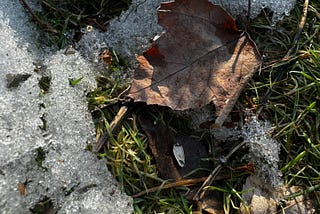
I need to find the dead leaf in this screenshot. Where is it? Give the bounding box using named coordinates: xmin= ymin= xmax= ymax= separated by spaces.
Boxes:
xmin=200 ymin=191 xmax=224 ymax=214
xmin=6 ymin=73 xmax=32 ymax=89
xmin=18 ymin=183 xmax=27 ymax=196
xmin=281 ymin=186 xmax=317 ymax=214
xmin=138 ymin=115 xmax=181 ymax=180
xmin=128 ymin=0 xmax=261 ymax=125
xmin=231 ymin=162 xmax=255 ymax=173
xmin=241 ymin=175 xmax=278 ymax=213
xmin=99 ymin=49 xmax=113 ymax=65
xmin=138 ymin=111 xmax=211 ymax=180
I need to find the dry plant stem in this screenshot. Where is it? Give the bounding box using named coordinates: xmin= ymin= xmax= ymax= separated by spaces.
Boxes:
xmin=257 ymin=0 xmax=309 ymax=115
xmin=285 ymin=0 xmax=309 ymax=58
xmin=132 ymin=175 xmax=229 ymax=198
xmin=247 ymin=0 xmax=251 ymax=21
xmin=192 ymin=141 xmax=246 ymax=201
xmin=19 ymin=0 xmax=58 ymax=33
xmin=41 ymin=0 xmax=78 ymax=26
xmin=132 ymin=177 xmax=207 ymax=198
xmin=95 ymin=105 xmax=128 ymax=152
xmin=284 ymin=184 xmax=320 ymax=201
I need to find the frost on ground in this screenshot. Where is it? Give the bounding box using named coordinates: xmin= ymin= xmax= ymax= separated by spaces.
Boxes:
xmin=240 ymin=116 xmax=283 ymax=213
xmin=242 ymin=116 xmax=283 ymax=188
xmin=0 ymin=0 xmax=296 ymax=213
xmin=210 ymin=114 xmax=283 ymax=188
xmin=210 ymin=0 xmax=296 ymax=22
xmin=0 ymin=0 xmax=132 ymax=213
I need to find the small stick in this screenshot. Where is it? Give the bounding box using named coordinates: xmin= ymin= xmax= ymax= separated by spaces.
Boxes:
xmin=132 ymin=177 xmax=206 ymax=198
xmin=247 ymin=0 xmax=251 ymax=21
xmin=285 ymin=0 xmax=309 ymax=58
xmin=95 ymin=105 xmax=129 ymax=152
xmin=192 ymin=141 xmax=246 ymax=201
xmin=41 ymin=0 xmax=78 ymax=26
xmin=19 ymin=0 xmax=58 ymax=33
xmin=132 ymin=175 xmax=228 ymax=198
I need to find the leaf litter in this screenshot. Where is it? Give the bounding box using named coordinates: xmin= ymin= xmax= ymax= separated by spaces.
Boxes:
xmin=96 ymin=0 xmax=268 ymax=212
xmin=128 ymin=0 xmax=261 ymax=126
xmin=124 ymin=0 xmax=263 ymax=212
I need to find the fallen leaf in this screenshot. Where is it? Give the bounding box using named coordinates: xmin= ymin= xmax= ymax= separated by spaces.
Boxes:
xmin=128 ymin=0 xmax=261 ymax=125
xmin=281 ymin=186 xmax=317 ymax=214
xmin=18 ymin=183 xmax=27 ymax=196
xmin=99 ymin=49 xmax=113 ymax=65
xmin=138 ymin=115 xmax=181 ymax=180
xmin=6 ymin=73 xmax=32 ymax=89
xmin=241 ymin=175 xmax=278 ymax=213
xmin=138 ymin=110 xmax=211 ymax=180
xmin=200 ymin=191 xmax=224 ymax=214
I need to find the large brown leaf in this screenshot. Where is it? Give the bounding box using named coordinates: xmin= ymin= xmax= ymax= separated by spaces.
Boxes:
xmin=128 ymin=0 xmax=261 ymax=125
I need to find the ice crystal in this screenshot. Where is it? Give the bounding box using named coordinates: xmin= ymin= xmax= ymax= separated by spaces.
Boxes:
xmin=242 ymin=116 xmax=283 ymax=187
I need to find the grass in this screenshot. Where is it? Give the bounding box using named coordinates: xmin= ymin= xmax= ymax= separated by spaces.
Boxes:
xmin=245 ymin=0 xmax=320 ymax=211
xmin=89 ymin=0 xmax=320 ymax=213
xmin=26 ymin=0 xmax=320 ymax=213
xmin=90 ymin=103 xmax=196 ymax=213
xmin=23 ymin=0 xmax=132 ymax=47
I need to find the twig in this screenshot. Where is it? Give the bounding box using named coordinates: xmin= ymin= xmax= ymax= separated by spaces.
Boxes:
xmin=257 ymin=0 xmax=309 ymax=115
xmin=19 ymin=0 xmax=58 ymax=33
xmin=284 ymin=184 xmax=320 ymax=200
xmin=41 ymin=0 xmax=79 ymax=27
xmin=285 ymin=0 xmax=309 ymax=58
xmin=247 ymin=0 xmax=251 ymax=21
xmin=95 ymin=105 xmax=129 ymax=152
xmin=132 ymin=175 xmax=228 ymax=198
xmin=192 ymin=141 xmax=246 ymax=201
xmin=132 ymin=177 xmax=206 ymax=198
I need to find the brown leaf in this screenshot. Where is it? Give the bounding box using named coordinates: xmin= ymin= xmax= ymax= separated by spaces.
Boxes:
xmin=18 ymin=183 xmax=27 ymax=196
xmin=138 ymin=115 xmax=181 ymax=180
xmin=200 ymin=191 xmax=224 ymax=214
xmin=128 ymin=0 xmax=261 ymax=125
xmin=99 ymin=49 xmax=113 ymax=65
